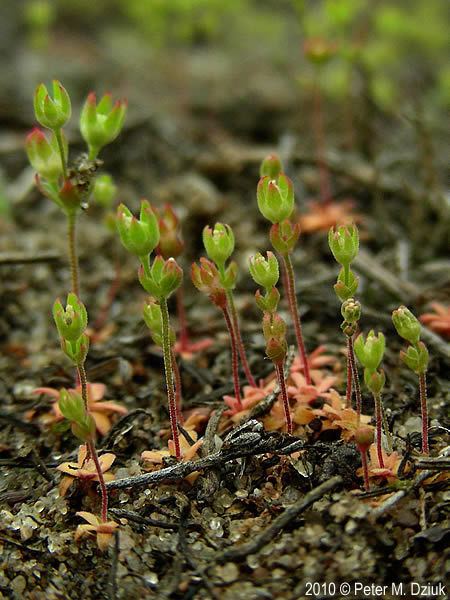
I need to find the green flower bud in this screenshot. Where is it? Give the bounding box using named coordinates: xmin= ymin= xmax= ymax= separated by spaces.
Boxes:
xmin=191 ymin=258 xmax=227 ymax=308
xmin=25 ymin=127 xmax=67 ymax=181
xmin=400 ymin=342 xmax=429 ymax=374
xmin=202 ymin=223 xmax=235 ymax=267
xmin=58 ymin=388 xmax=86 ymax=423
xmin=60 ymin=333 xmax=90 ymax=365
xmin=354 ymin=330 xmax=385 ymax=371
xmin=138 ymin=256 xmax=183 ymax=300
xmin=34 ymin=80 xmax=71 ymax=130
xmin=328 ymin=224 xmax=359 ymax=267
xmin=269 ymin=219 xmax=301 ymax=254
xmin=354 ymin=425 xmax=374 ymax=452
xmin=333 ymin=267 xmax=359 ymax=301
xmin=392 ymin=306 xmax=421 ymax=346
xmin=53 ymin=293 xmax=88 ymax=342
xmin=341 ymin=298 xmax=361 ymax=324
xmin=364 ymin=368 xmax=386 ymax=395
xmin=71 ymin=413 xmax=96 ymax=442
xmin=257 ymin=174 xmax=294 ymax=224
xmin=260 ymin=154 xmax=283 ymax=178
xmin=93 ymin=173 xmax=117 ymax=207
xmin=265 ymin=336 xmax=287 ymax=365
xmin=80 ymin=92 xmax=127 ymax=158
xmin=117 ymin=200 xmax=160 ymax=258
xmin=249 ymin=251 xmax=279 ymax=290
xmin=255 ymin=287 xmax=280 ymax=313
xmin=143 ymin=299 xmax=175 ymax=347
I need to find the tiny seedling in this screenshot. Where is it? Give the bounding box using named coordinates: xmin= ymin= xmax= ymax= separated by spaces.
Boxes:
xmin=392 ymin=306 xmax=430 ymax=455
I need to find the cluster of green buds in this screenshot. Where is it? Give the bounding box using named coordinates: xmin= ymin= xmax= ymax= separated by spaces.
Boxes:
xmin=262 ymin=312 xmax=287 ymax=366
xmin=392 ymin=306 xmax=429 ymax=375
xmin=80 ymin=92 xmax=127 ymax=160
xmin=156 ymin=204 xmax=184 ymax=259
xmin=27 ymin=81 xmax=127 ymax=218
xmin=328 ymin=224 xmax=359 ymax=302
xmin=58 ymin=388 xmax=95 ymax=441
xmin=143 ymin=299 xmax=176 ymax=348
xmin=341 ymin=297 xmax=361 ymax=337
xmin=354 ymin=330 xmax=386 ymax=395
xmin=249 ymin=251 xmax=280 ymax=313
xmin=53 ymin=293 xmax=89 ymax=366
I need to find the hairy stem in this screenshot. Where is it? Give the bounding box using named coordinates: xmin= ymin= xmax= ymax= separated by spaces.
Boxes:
xmin=347 ymin=334 xmax=362 ymax=424
xmin=226 ymin=289 xmax=256 ymax=387
xmin=67 ymin=213 xmax=80 ymax=297
xmin=77 ymin=363 xmax=89 ymax=411
xmin=275 ymin=362 xmax=293 ymax=434
xmin=171 ymin=348 xmax=183 ymax=424
xmin=419 ymin=372 xmax=429 ymax=455
xmin=374 ymin=393 xmax=385 ymax=468
xmin=346 ymin=337 xmax=353 ymax=408
xmin=359 ymin=447 xmax=370 ymax=491
xmin=87 ymin=439 xmax=108 ymax=523
xmin=282 ymin=254 xmax=311 ymax=385
xmin=221 ymin=303 xmax=242 ymax=411
xmin=160 ymin=298 xmax=181 ymax=460
xmin=54 ymin=128 xmax=67 ymax=180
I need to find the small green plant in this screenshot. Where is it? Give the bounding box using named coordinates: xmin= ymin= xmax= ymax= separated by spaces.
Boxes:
xmin=257 ymin=155 xmax=311 ymax=385
xmin=203 ymin=223 xmax=255 ymax=387
xmin=117 ymin=199 xmax=184 ymax=459
xmin=354 ymin=330 xmax=387 ymax=468
xmin=26 ymin=81 xmax=127 ymax=296
xmin=328 ymin=223 xmax=361 ymax=417
xmin=392 ymin=306 xmax=430 ymax=454
xmin=191 ymin=257 xmax=243 ymax=410
xmin=53 ymin=294 xmax=110 ymax=528
xmin=249 ymin=251 xmax=292 ymax=433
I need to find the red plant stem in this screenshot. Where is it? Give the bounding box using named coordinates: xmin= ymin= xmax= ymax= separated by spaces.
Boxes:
xmin=176 ymin=285 xmax=190 ymax=350
xmin=67 ymin=213 xmax=80 ymax=297
xmin=226 ymin=290 xmax=256 ymax=387
xmin=312 ymin=77 xmax=332 ymax=204
xmin=419 ymin=372 xmax=429 ymax=455
xmin=77 ymin=364 xmax=108 ymax=522
xmin=275 ymin=362 xmax=293 ymax=435
xmin=92 ymin=261 xmax=121 ymax=335
xmin=87 ymin=439 xmax=108 ymax=523
xmin=347 ymin=334 xmax=362 ymax=424
xmin=346 ymin=337 xmax=353 ymax=408
xmin=160 ymin=298 xmax=181 ymax=460
xmin=171 ymin=348 xmax=183 ymax=424
xmin=221 ymin=303 xmax=242 ymax=411
xmin=281 ymin=254 xmax=311 ymax=385
xmin=374 ymin=393 xmax=385 ymax=469
xmin=359 ymin=447 xmax=370 ymax=491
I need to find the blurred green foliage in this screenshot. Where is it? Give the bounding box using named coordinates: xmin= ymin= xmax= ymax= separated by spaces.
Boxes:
xmin=24 ymin=0 xmax=449 ymax=110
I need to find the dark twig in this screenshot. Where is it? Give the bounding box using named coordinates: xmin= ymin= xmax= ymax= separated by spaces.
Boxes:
xmin=370 ymin=445 xmax=450 ymax=521
xmin=215 ymin=476 xmax=342 ymax=562
xmin=108 ymin=508 xmax=182 ymax=531
xmin=106 ymin=430 xmax=304 ymax=491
